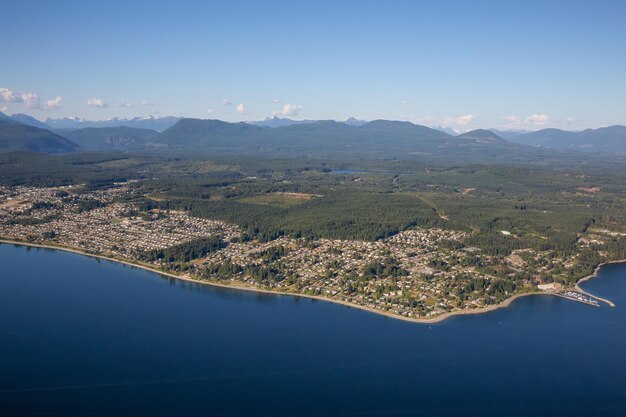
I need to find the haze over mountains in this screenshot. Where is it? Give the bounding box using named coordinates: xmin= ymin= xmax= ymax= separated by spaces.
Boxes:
xmin=0 ymin=111 xmax=625 ymax=161
xmin=43 ymin=116 xmax=183 ymax=131
xmin=505 ymin=126 xmax=626 ymax=153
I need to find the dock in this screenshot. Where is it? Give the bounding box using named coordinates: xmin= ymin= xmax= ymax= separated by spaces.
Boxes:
xmin=542 ymin=288 xmax=615 ymax=308
xmin=552 ymin=290 xmax=600 ymax=307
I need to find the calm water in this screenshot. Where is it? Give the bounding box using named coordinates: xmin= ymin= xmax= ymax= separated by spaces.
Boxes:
xmin=1 ymin=243 xmax=625 ymax=417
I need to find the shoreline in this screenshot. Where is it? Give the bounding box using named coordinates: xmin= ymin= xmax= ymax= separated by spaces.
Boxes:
xmin=0 ymin=238 xmax=621 ymax=324
xmin=575 ymin=259 xmax=626 ymax=307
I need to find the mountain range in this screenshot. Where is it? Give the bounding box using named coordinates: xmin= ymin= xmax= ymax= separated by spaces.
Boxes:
xmin=0 ymin=111 xmax=625 ymax=162
xmin=137 ymin=119 xmax=586 ymax=164
xmin=505 ymin=126 xmax=626 ymax=153
xmin=43 ymin=116 xmax=183 ymax=132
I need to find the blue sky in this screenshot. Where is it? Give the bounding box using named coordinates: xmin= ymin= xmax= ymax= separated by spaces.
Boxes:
xmin=2 ymin=0 xmax=626 ymax=130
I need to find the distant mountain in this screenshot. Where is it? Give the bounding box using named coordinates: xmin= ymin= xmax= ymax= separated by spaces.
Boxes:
xmin=153 ymin=119 xmax=449 ymax=154
xmin=152 ymin=119 xmax=265 ymax=150
xmin=456 ymin=129 xmax=507 ymax=144
xmin=509 ymin=125 xmax=626 ymax=154
xmin=251 ymin=116 xmax=367 ymax=128
xmin=489 ymin=129 xmax=532 ymax=141
xmin=0 ymin=112 xmax=13 ymax=123
xmin=0 ymin=120 xmax=79 ymax=154
xmin=145 ymin=118 xmax=578 ymax=164
xmin=344 ymin=117 xmax=367 ymax=126
xmin=59 ymin=126 xmax=158 ymax=150
xmin=10 ymin=113 xmax=50 ymax=129
xmin=44 ymin=116 xmax=182 ymax=132
xmin=250 ymin=117 xmax=318 ymax=128
xmin=432 ymin=126 xmax=458 ymax=136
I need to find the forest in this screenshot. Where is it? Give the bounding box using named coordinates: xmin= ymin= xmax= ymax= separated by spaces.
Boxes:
xmin=1 ymin=150 xmax=625 ymax=273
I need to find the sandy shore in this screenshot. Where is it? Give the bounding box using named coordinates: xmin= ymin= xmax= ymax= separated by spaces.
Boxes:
xmin=1 ymin=238 xmax=618 ymax=324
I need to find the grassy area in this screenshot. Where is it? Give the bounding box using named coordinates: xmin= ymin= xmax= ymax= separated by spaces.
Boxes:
xmin=238 ymin=192 xmax=319 ymax=207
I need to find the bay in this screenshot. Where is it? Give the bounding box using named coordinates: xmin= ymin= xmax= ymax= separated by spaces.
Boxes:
xmin=1 ymin=243 xmax=625 ymax=416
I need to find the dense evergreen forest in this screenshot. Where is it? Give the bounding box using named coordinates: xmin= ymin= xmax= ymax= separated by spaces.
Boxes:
xmin=1 ymin=150 xmax=625 ymax=270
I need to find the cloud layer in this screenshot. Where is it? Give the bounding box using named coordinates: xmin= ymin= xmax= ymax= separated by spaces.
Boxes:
xmin=502 ymin=113 xmax=550 ymax=128
xmin=444 ymin=114 xmax=475 ymax=126
xmin=273 ymin=103 xmax=303 ymax=117
xmin=87 ymin=97 xmax=108 ymax=108
xmin=0 ymin=88 xmax=20 ymax=102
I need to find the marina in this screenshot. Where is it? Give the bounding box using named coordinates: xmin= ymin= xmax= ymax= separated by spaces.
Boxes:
xmin=552 ymin=290 xmax=601 ymax=307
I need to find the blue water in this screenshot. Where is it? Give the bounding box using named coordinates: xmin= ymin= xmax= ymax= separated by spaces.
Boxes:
xmin=0 ymin=243 xmax=625 ymax=417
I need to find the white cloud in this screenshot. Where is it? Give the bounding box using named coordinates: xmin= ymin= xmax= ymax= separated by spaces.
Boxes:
xmin=140 ymin=100 xmax=153 ymax=106
xmin=501 ymin=113 xmax=552 ymax=129
xmin=502 ymin=115 xmax=521 ymax=124
xmin=116 ymin=100 xmax=133 ymax=108
xmin=44 ymin=96 xmax=63 ymax=110
xmin=22 ymin=92 xmax=42 ymax=109
xmin=272 ymin=98 xmax=282 ymax=104
xmin=444 ymin=114 xmax=475 ymax=126
xmin=0 ymin=105 xmax=8 ymax=113
xmin=564 ymin=117 xmax=582 ymax=126
xmin=525 ymin=114 xmax=549 ymax=126
xmin=0 ymin=87 xmax=21 ymax=102
xmin=222 ymin=98 xmax=232 ymax=106
xmin=207 ymin=108 xmax=214 ymax=114
xmin=87 ymin=97 xmax=108 ymax=108
xmin=1 ymin=88 xmax=61 ymax=110
xmin=236 ymin=102 xmax=246 ymax=114
xmin=412 ymin=115 xmax=435 ymax=124
xmin=279 ymin=103 xmax=303 ymax=117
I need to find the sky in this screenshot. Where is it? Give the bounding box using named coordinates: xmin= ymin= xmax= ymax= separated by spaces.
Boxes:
xmin=2 ymin=0 xmax=626 ymax=131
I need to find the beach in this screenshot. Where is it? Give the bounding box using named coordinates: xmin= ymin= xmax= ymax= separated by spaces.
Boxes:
xmin=0 ymin=237 xmax=620 ymax=324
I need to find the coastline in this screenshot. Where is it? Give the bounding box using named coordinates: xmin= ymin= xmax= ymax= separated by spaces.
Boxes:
xmin=575 ymin=259 xmax=626 ymax=307
xmin=0 ymin=238 xmax=618 ymax=324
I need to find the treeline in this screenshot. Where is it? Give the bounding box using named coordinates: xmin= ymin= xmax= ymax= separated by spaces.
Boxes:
xmin=602 ymin=236 xmax=626 ymax=260
xmin=362 ymin=257 xmax=409 ymax=279
xmin=139 ymin=236 xmax=225 ymax=263
xmin=0 ymin=152 xmax=160 ymax=187
xmin=147 ymin=191 xmax=445 ymax=242
xmin=455 ymin=276 xmax=516 ymax=304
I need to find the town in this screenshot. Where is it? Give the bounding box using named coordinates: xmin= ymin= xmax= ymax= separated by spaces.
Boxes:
xmin=0 ymin=183 xmax=616 ymax=320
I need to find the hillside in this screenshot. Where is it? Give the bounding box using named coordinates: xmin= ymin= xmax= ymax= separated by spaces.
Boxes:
xmin=152 ymin=119 xmax=450 ymax=156
xmin=10 ymin=113 xmax=50 ymax=129
xmin=0 ymin=120 xmax=79 ymax=154
xmin=0 ymin=112 xmax=14 ymax=122
xmin=455 ymin=129 xmax=508 ymax=144
xmin=510 ymin=125 xmax=626 ymax=154
xmin=147 ymin=118 xmax=588 ymax=164
xmin=60 ymin=126 xmax=158 ymax=150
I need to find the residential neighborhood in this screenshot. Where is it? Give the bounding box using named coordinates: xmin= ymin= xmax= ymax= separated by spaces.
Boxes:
xmin=0 ymin=184 xmax=617 ymax=319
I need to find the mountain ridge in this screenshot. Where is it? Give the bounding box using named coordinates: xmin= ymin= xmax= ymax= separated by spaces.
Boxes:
xmin=509 ymin=125 xmax=626 ymax=153
xmin=44 ymin=116 xmax=182 ymax=132
xmin=0 ymin=120 xmax=79 ymax=154
xmin=58 ymin=126 xmax=159 ymax=150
